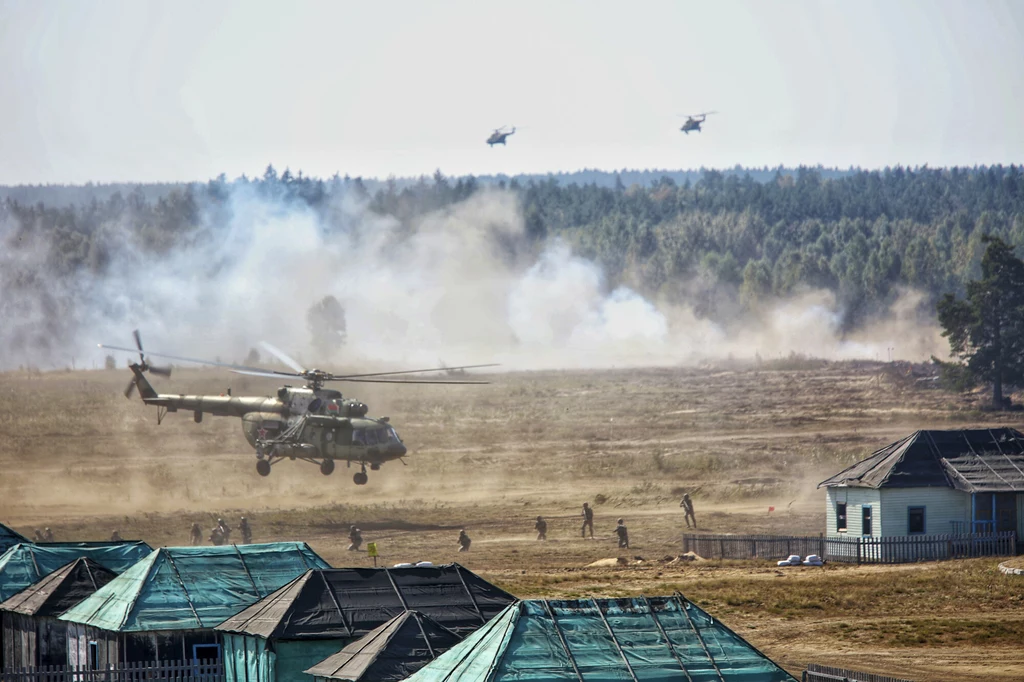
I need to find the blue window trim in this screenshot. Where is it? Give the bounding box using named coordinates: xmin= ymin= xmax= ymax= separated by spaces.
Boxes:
xmin=908 ymin=506 xmax=926 ymax=535
xmin=836 ymin=502 xmax=847 ymax=531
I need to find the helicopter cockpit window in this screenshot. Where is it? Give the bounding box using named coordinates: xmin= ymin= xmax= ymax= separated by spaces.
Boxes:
xmin=386 ymin=428 xmax=401 ymax=443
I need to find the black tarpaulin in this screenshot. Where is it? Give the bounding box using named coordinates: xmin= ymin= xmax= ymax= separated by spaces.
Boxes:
xmin=0 ymin=557 xmax=116 ymax=617
xmin=304 ymin=610 xmax=461 ymax=682
xmin=818 ymin=428 xmax=1024 ymax=490
xmin=0 ymin=523 xmax=29 ymax=556
xmin=216 ymin=564 xmax=515 ymax=640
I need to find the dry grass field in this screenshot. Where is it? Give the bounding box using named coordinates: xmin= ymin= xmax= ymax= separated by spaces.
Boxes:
xmin=1 ymin=360 xmax=1022 ymax=681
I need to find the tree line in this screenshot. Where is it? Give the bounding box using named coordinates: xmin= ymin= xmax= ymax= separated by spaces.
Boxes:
xmin=2 ymin=165 xmax=1024 ymax=357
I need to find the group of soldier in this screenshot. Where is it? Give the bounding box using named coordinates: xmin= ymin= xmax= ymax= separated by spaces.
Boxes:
xmin=347 ymin=524 xmax=472 ymax=553
xmin=189 ymin=517 xmax=252 ymax=546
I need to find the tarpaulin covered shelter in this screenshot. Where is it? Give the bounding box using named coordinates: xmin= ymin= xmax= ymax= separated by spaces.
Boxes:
xmin=304 ymin=610 xmax=461 ymax=682
xmin=405 ymin=596 xmax=796 ymax=682
xmin=216 ymin=564 xmax=515 ymax=682
xmin=59 ymin=542 xmax=329 ymax=670
xmin=819 ymin=429 xmax=1024 ymax=538
xmin=1 ymin=558 xmax=116 ymax=670
xmin=0 ymin=542 xmax=151 ymax=602
xmin=0 ymin=525 xmax=29 ymax=557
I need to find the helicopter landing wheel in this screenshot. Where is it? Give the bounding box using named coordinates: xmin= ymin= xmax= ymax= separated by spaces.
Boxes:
xmin=353 ymin=471 xmax=368 ymax=485
xmin=256 ymin=460 xmax=271 ymax=477
xmin=320 ymin=459 xmax=335 ymax=476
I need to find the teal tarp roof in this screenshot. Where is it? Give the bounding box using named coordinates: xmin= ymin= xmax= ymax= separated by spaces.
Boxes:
xmin=60 ymin=542 xmax=330 ymax=632
xmin=405 ymin=596 xmax=797 ymax=682
xmin=0 ymin=541 xmax=152 ymax=601
xmin=0 ymin=524 xmax=30 ymax=556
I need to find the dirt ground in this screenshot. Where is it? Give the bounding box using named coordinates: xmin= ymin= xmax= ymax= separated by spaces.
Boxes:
xmin=1 ymin=361 xmax=1022 ymax=681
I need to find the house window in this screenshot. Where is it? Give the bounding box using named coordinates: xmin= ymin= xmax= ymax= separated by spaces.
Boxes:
xmin=193 ymin=644 xmax=220 ymax=662
xmin=88 ymin=641 xmax=99 ymax=670
xmin=836 ymin=502 xmax=847 ymax=531
xmin=908 ymin=507 xmax=926 ymax=534
xmin=862 ymin=506 xmax=873 ymax=535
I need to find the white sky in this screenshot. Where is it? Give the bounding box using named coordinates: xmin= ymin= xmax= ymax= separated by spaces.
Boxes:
xmin=1 ymin=0 xmax=1022 ymax=184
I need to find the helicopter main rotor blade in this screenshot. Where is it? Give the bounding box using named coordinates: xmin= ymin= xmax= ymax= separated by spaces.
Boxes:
xmin=231 ymin=369 xmax=305 ymax=380
xmin=336 ymin=378 xmax=490 ymax=384
xmin=98 ymin=344 xmax=273 ymax=374
xmin=331 ymin=363 xmax=500 ymax=380
xmin=133 ymin=329 xmax=144 ymax=354
xmin=259 ymin=341 xmax=306 ymax=373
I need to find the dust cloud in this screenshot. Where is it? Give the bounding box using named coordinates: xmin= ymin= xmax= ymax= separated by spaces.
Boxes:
xmin=0 ymin=186 xmax=946 ymax=373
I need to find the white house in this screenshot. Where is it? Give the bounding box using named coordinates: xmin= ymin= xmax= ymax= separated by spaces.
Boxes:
xmin=818 ymin=428 xmax=1024 ymax=540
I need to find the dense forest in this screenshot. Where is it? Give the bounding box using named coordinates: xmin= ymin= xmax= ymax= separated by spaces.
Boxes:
xmin=2 ymin=165 xmax=1023 ymax=361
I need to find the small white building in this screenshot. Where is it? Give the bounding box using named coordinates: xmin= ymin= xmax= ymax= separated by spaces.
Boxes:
xmin=818 ymin=428 xmax=1024 ymax=540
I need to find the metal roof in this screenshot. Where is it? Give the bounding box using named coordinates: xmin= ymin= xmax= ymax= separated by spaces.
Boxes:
xmin=0 ymin=557 xmax=116 ymax=617
xmin=304 ymin=610 xmax=461 ymax=682
xmin=0 ymin=541 xmax=152 ymax=602
xmin=215 ymin=564 xmax=515 ymax=641
xmin=818 ymin=428 xmax=1024 ymax=491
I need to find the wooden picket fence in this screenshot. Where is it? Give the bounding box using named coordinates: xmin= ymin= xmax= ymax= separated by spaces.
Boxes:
xmin=803 ymin=663 xmax=913 ymax=682
xmin=0 ymin=659 xmax=223 ymax=682
xmin=682 ymin=531 xmax=1017 ymax=563
xmin=682 ymin=533 xmax=825 ymax=560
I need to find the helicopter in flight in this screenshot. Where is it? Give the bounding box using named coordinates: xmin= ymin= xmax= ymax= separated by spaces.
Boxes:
xmin=100 ymin=331 xmax=495 ymax=485
xmin=486 ymin=126 xmax=516 ymax=146
xmin=679 ymin=111 xmax=716 ymax=134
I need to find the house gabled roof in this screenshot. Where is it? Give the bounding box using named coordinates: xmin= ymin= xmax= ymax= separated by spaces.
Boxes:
xmin=215 ymin=564 xmax=516 ymax=640
xmin=404 ymin=596 xmax=796 ymax=682
xmin=818 ymin=428 xmax=1024 ymax=491
xmin=0 ymin=541 xmax=152 ymax=602
xmin=59 ymin=542 xmax=330 ymax=632
xmin=0 ymin=557 xmax=116 ymax=617
xmin=304 ymin=610 xmax=462 ymax=682
xmin=0 ymin=523 xmax=30 ymax=556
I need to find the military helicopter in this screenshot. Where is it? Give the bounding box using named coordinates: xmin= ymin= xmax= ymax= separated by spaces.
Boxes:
xmin=486 ymin=126 xmax=516 ymax=146
xmin=679 ymin=111 xmax=716 ymax=134
xmin=100 ymin=331 xmax=496 ymax=484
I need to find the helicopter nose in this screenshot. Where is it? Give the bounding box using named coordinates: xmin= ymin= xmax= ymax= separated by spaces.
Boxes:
xmin=390 ymin=443 xmax=407 ymax=458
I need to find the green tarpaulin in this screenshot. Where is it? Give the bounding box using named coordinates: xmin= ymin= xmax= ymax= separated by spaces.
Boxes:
xmin=0 ymin=542 xmax=151 ymax=601
xmin=405 ymin=597 xmax=797 ymax=682
xmin=59 ymin=543 xmax=330 ymax=632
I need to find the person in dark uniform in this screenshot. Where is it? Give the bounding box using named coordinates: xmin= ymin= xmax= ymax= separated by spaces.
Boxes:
xmin=680 ymin=493 xmax=697 ymax=529
xmin=216 ymin=518 xmax=232 ymax=544
xmin=458 ymin=529 xmax=471 ymax=552
xmin=33 ymin=529 xmax=44 ymax=542
xmin=240 ymin=517 xmax=252 ymax=544
xmin=615 ymin=518 xmax=629 ymax=549
xmin=535 ymin=516 xmax=547 ymax=541
xmin=581 ymin=503 xmax=594 ymax=539
xmin=348 ymin=525 xmax=363 ymax=551
xmin=189 ymin=523 xmax=202 ymax=546
xmin=110 ymin=530 xmax=122 ymax=542
xmin=209 ymin=527 xmax=224 ymax=546
xmin=42 ymin=528 xmax=54 ymax=542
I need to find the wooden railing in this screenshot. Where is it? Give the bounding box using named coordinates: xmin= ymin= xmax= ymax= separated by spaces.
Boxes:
xmin=682 ymin=531 xmax=1017 ymax=563
xmin=0 ymin=659 xmax=223 ymax=682
xmin=804 ymin=663 xmax=914 ymax=682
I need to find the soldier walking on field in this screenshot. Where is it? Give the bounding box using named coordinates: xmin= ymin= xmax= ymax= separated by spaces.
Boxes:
xmin=216 ymin=518 xmax=232 ymax=544
xmin=581 ymin=503 xmax=594 ymax=539
xmin=458 ymin=529 xmax=471 ymax=552
xmin=615 ymin=518 xmax=629 ymax=549
xmin=239 ymin=517 xmax=252 ymax=544
xmin=535 ymin=516 xmax=547 ymax=541
xmin=189 ymin=523 xmax=202 ymax=546
xmin=680 ymin=493 xmax=697 ymax=529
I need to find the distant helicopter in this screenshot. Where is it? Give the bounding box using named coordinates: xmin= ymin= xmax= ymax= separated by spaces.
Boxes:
xmin=100 ymin=331 xmax=496 ymax=485
xmin=679 ymin=111 xmax=716 ymax=134
xmin=486 ymin=126 xmax=516 ymax=146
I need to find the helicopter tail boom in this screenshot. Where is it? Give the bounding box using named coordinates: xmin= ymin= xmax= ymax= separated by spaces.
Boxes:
xmin=128 ymin=364 xmax=159 ymax=400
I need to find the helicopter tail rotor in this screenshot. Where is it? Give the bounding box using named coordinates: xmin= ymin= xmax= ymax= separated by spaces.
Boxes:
xmin=124 ymin=379 xmax=138 ymax=399
xmin=130 ymin=329 xmax=173 ymax=378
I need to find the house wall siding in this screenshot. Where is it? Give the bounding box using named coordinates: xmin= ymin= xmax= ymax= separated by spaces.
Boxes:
xmin=825 ymin=488 xmax=880 ymax=537
xmin=879 ymin=487 xmax=969 ymax=536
